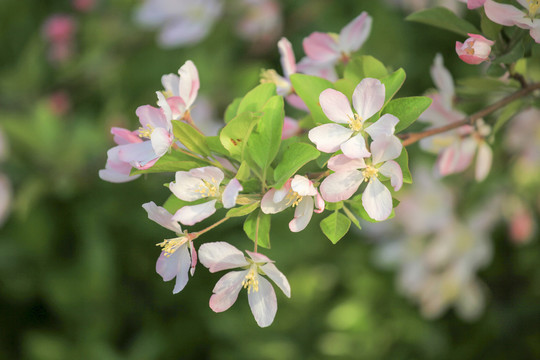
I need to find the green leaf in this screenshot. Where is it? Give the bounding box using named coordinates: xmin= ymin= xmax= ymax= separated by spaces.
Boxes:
xmin=481 ymin=10 xmax=502 ymax=41
xmin=226 ymin=201 xmax=260 ymax=218
xmin=493 ymin=40 xmax=525 ymax=64
xmin=130 ymin=150 xmax=206 ymax=175
xmin=342 ymin=206 xmax=361 ymax=230
xmin=325 ymin=201 xmax=343 ymax=211
xmin=383 ymin=96 xmax=433 ymax=133
xmin=394 ymin=147 xmax=412 ymax=184
xmin=290 ymin=74 xmax=334 ymax=124
xmin=172 ymin=121 xmax=210 ymax=156
xmin=273 ymin=143 xmax=320 ymax=188
xmin=206 ymin=135 xmax=229 ymax=156
xmin=406 ymin=7 xmax=480 ymax=37
xmin=237 ymin=83 xmax=277 ymax=115
xmin=236 ymin=161 xmax=251 ymax=181
xmin=246 ymin=96 xmax=284 ymax=170
xmin=333 ymin=78 xmax=356 ymax=99
xmin=316 ymin=152 xmax=333 ymax=168
xmin=220 ymin=112 xmax=257 ymax=160
xmin=491 ymin=99 xmax=524 ymax=138
xmin=320 ymin=211 xmax=351 ymax=244
xmin=344 ymin=56 xmax=388 ymax=84
xmin=380 ymin=69 xmax=406 ymax=106
xmin=243 ymin=210 xmax=271 ymax=249
xmin=225 ymin=98 xmax=242 ymax=123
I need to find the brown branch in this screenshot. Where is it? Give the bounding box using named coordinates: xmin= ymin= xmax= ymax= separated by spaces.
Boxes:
xmin=399 ymin=82 xmax=540 ymax=147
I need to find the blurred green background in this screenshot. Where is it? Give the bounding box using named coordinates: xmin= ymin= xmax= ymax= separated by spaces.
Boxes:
xmin=1 ymin=0 xmax=540 ymax=359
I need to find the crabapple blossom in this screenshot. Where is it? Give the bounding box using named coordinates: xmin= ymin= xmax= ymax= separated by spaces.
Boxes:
xmin=302 ymin=12 xmax=372 ymax=65
xmin=135 ymin=0 xmax=222 ymax=48
xmin=169 ymin=167 xmax=243 ymax=225
xmin=42 ymin=14 xmax=77 ymax=63
xmin=309 ymin=78 xmax=401 ymax=159
xmin=320 ymin=135 xmax=404 ymax=221
xmin=261 ymin=175 xmax=324 ymax=232
xmin=98 ymin=127 xmax=143 ymax=183
xmin=457 ymin=0 xmax=487 ymax=9
xmin=198 ymin=242 xmax=291 ymax=328
xmin=455 ymin=34 xmax=494 ymax=64
xmin=160 ymin=60 xmax=200 ymax=120
xmin=142 ymin=201 xmax=197 ymax=294
xmin=484 ymin=0 xmax=540 ymax=43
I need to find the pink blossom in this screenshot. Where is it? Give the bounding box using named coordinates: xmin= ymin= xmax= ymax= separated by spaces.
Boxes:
xmin=161 ymin=60 xmax=200 ymax=120
xmin=484 ymin=0 xmax=540 ymax=43
xmin=456 ymin=34 xmax=494 ymax=64
xmin=99 ymin=127 xmax=143 ymax=183
xmin=261 ymin=175 xmax=324 ymax=232
xmin=42 ymin=15 xmax=77 ymax=63
xmin=236 ymin=0 xmax=282 ymax=48
xmin=457 ymin=0 xmax=487 ymax=9
xmin=142 ymin=202 xmax=197 ymax=294
xmin=198 ymin=242 xmax=291 ymax=328
xmin=72 ymin=0 xmax=97 ymax=12
xmin=303 ymin=12 xmax=372 ymax=66
xmin=281 ymin=117 xmax=301 ymax=139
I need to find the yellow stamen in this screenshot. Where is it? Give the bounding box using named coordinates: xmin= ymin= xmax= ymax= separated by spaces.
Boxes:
xmin=362 ymin=165 xmax=379 ymax=182
xmin=285 ymin=190 xmax=303 ymax=207
xmin=242 ymin=267 xmax=259 ymax=293
xmin=194 ymin=178 xmax=218 ymax=197
xmin=528 ymin=0 xmax=540 ymax=18
xmin=348 ymin=114 xmax=363 ymax=132
xmin=138 ymin=124 xmax=155 ymax=139
xmin=260 ymin=69 xmax=290 ymax=91
xmin=161 ymin=90 xmax=174 ymax=99
xmin=464 ymin=40 xmax=476 ymax=55
xmin=156 ymin=236 xmax=188 ymax=257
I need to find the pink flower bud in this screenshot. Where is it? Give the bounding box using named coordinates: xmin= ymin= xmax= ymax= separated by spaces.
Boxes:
xmin=455 ymin=34 xmax=494 ymax=65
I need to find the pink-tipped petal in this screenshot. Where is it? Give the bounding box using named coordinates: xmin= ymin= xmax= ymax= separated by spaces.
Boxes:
xmin=352 ymin=78 xmax=386 ymax=121
xmin=209 ymin=270 xmax=247 ymax=312
xmin=261 ymin=188 xmax=291 ymax=214
xmin=314 ymin=193 xmax=325 ymax=214
xmin=340 ymin=134 xmax=371 ymax=159
xmin=189 ymin=166 xmax=224 ymax=187
xmin=245 ymin=251 xmax=273 ymax=263
xmin=142 ymin=201 xmax=183 ymax=233
xmin=378 ymin=160 xmax=404 ymax=191
xmin=319 ymin=89 xmax=354 ymax=124
xmin=222 ymin=179 xmax=243 ymax=209
xmin=111 ymin=127 xmax=141 ymax=145
xmin=199 ymin=242 xmax=249 ymax=272
xmin=136 ymin=104 xmax=169 ymax=131
xmin=98 ymin=168 xmax=139 ymax=183
xmin=362 ymin=177 xmax=393 ymax=221
xmin=339 ymin=12 xmax=372 ymax=53
xmin=289 ymin=196 xmax=314 ymax=232
xmin=172 ymin=200 xmax=217 ymax=226
xmin=475 ymin=142 xmax=492 ymax=182
xmin=278 ymin=37 xmax=296 ymax=79
xmin=291 ymin=175 xmax=317 ymax=196
xmin=308 ymin=123 xmax=354 ymax=153
xmin=116 ymin=141 xmax=158 ymax=169
xmin=467 ymin=0 xmax=486 ymax=9
xmin=365 ymin=114 xmax=399 ymax=139
xmin=328 ymin=154 xmax=366 ymax=172
xmin=260 ymin=263 xmax=291 ymax=297
xmin=178 ymin=60 xmax=199 ymax=109
xmin=303 ymin=32 xmax=339 ymax=63
xmin=320 ymin=170 xmax=364 ymax=202
xmin=371 ymin=135 xmax=403 ymax=165
xmin=484 ymin=0 xmax=527 ymax=27
xmin=150 ymin=127 xmax=173 ymax=157
xmin=189 ymin=242 xmax=197 ymax=276
xmin=248 ymin=276 xmax=278 ymax=328
xmin=430 ymin=54 xmax=454 ymax=108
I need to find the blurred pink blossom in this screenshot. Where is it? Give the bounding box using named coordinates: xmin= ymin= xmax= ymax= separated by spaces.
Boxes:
xmin=456 ymin=34 xmax=494 ymax=64
xmin=42 ymin=14 xmax=77 ymax=63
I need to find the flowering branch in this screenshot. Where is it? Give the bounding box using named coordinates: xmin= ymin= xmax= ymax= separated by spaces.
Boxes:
xmin=399 ymin=82 xmax=540 ymax=147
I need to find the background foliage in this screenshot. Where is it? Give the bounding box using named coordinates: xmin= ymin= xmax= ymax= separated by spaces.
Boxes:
xmin=1 ymin=0 xmax=539 ymax=359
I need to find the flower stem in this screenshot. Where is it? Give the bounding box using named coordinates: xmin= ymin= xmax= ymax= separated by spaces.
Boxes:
xmin=191 ymin=217 xmax=230 ymax=239
xmin=399 ymin=82 xmax=540 ymax=147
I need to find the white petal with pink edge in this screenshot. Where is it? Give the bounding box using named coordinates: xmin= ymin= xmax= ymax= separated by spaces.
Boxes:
xmin=198 ymin=242 xmax=249 ymax=273
xmin=378 ymin=160 xmax=404 ymax=191
xmin=142 ymin=201 xmax=183 ymax=233
xmin=308 ymin=123 xmax=353 ymax=153
xmin=484 ymin=0 xmax=527 ymax=27
xmin=150 ymin=127 xmax=172 ymax=157
xmin=320 ymin=171 xmax=364 ymax=202
xmin=362 ymin=177 xmax=393 ymax=221
xmin=136 ymin=104 xmax=169 ymax=131
xmin=172 ymin=200 xmax=217 ymax=226
xmin=189 ymin=166 xmax=224 ymax=186
xmin=352 ymin=78 xmax=385 ymax=121
xmin=169 ymin=171 xmax=206 ymax=201
xmin=340 ymin=134 xmax=371 ymax=159
xmin=178 ymin=60 xmax=199 ymax=108
xmin=339 ymin=12 xmax=372 ymax=53
xmin=291 ymin=175 xmax=317 ymax=196
xmin=365 ymin=114 xmax=399 ymax=139
xmin=319 ymin=88 xmax=354 ymax=124
xmin=222 ymin=179 xmax=243 ymax=209
xmin=303 ymin=32 xmax=339 ymax=63
xmin=209 ymin=270 xmax=248 ymax=312
xmin=371 ymin=135 xmax=403 ymax=165
xmin=248 ymin=276 xmax=278 ymax=328
xmin=260 ymin=262 xmax=291 ymax=298
xmin=328 ymin=154 xmax=366 ymax=172
xmin=261 ymin=188 xmax=291 ymax=214
xmin=289 ymin=196 xmax=314 ymax=232
xmin=278 ymin=37 xmax=296 ymax=79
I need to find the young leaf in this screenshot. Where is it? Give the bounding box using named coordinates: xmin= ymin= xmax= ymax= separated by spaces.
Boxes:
xmin=243 ymin=210 xmax=271 ymax=249
xmin=220 ymin=112 xmax=257 ymax=160
xmin=225 ymin=98 xmax=242 ymax=123
xmin=344 ymin=56 xmax=388 ymax=84
xmin=406 ymin=7 xmax=480 ymax=37
xmin=130 ymin=150 xmax=205 ymax=175
xmin=237 ymin=83 xmax=277 ymax=115
xmin=236 ymin=161 xmax=251 ymax=181
xmin=290 ymin=74 xmax=334 ymax=124
xmin=273 ymin=143 xmax=320 ymax=188
xmin=226 ymin=201 xmax=260 ymax=218
xmin=206 ymin=135 xmax=230 ymax=156
xmin=320 ymin=211 xmax=351 ymax=244
xmin=173 ymin=121 xmax=211 ymax=156
xmin=381 ymin=69 xmax=406 ymax=106
xmin=383 ymin=96 xmax=433 ymax=133
xmin=342 ymin=206 xmax=361 ymax=230
xmin=333 ymin=78 xmax=356 ymax=99
xmin=246 ymin=95 xmax=284 ymax=171
xmin=394 ymin=147 xmax=412 ymax=184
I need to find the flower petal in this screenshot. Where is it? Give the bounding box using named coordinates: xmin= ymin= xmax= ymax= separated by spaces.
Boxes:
xmin=246 ymin=251 xmax=273 ymax=263
xmin=161 ymin=73 xmax=180 ymax=97
xmin=261 ymin=188 xmax=291 ymax=214
xmin=339 ymin=12 xmax=372 ymax=53
xmin=303 ymin=32 xmax=339 ymax=63
xmin=142 ymin=201 xmax=182 ymax=233
xmin=328 ymin=154 xmax=366 ymax=172
xmin=291 ymin=175 xmax=317 ymax=196
xmin=178 ymin=60 xmax=199 ymax=109
xmin=362 ymin=177 xmax=393 ymax=221
xmin=289 ymin=196 xmax=314 ymax=232
xmin=209 ymin=270 xmax=248 ymax=312
xmin=319 ymin=89 xmax=354 ymax=124
xmin=198 ymin=241 xmax=249 ymax=273
xmin=340 ymin=134 xmax=371 ymax=159
xmin=222 ymin=178 xmax=243 ymax=209
xmin=189 ymin=166 xmax=224 ymax=187
xmin=150 ymin=127 xmax=172 ymax=157
xmin=278 ymin=37 xmax=296 ymax=79
xmin=248 ymin=276 xmax=277 ymax=327
xmin=484 ymin=0 xmax=527 ymax=27
xmin=475 ymin=142 xmax=492 ymax=182
xmin=371 ymin=135 xmax=403 ymax=164
xmin=116 ymin=141 xmax=158 ymax=169
xmin=260 ymin=263 xmax=291 ymax=298
xmin=308 ymin=124 xmax=353 ymax=153
xmin=136 ymin=104 xmax=169 ymax=131
xmin=314 ymin=193 xmax=325 ymax=214
xmin=111 ymin=127 xmax=141 ymax=145
xmin=320 ymin=170 xmax=363 ymax=202
xmin=365 ymin=114 xmax=399 ymax=139
xmin=169 ymin=171 xmax=206 ymax=201
xmin=378 ymin=160 xmax=403 ymax=191
xmin=352 ymin=78 xmax=385 ymax=121
xmin=430 ymin=54 xmax=454 ymax=108
xmin=172 ymin=200 xmax=217 ymax=226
